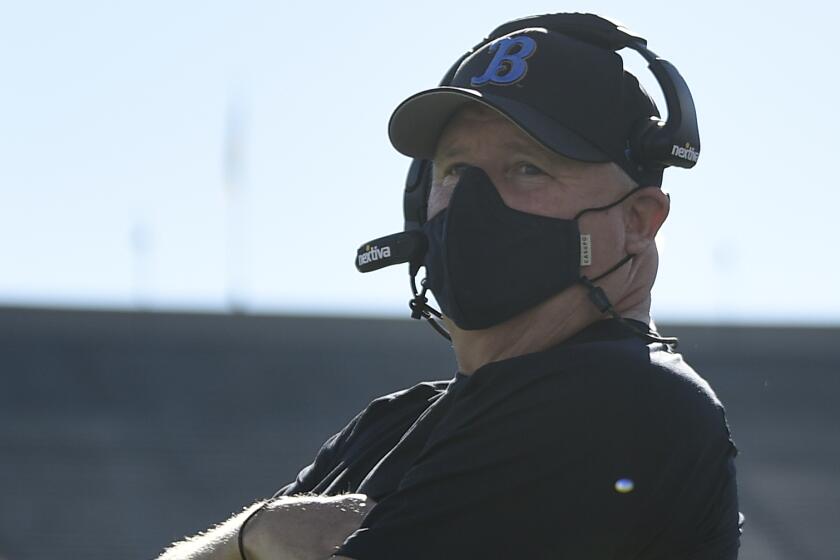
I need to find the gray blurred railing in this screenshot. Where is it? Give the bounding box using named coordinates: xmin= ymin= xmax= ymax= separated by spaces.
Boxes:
xmin=1 ymin=307 xmax=837 ymax=560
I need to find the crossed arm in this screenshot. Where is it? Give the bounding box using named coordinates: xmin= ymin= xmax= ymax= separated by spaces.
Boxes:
xmin=156 ymin=494 xmax=373 ymax=560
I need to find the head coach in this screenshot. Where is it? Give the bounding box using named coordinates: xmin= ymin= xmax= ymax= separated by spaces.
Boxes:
xmin=156 ymin=12 xmax=742 ymax=560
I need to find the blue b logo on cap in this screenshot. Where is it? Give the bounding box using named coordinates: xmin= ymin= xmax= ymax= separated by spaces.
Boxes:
xmin=471 ymin=35 xmax=537 ymax=87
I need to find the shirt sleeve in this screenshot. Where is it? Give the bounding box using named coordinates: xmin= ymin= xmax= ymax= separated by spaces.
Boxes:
xmin=276 ymin=410 xmax=365 ymax=497
xmin=278 ymin=381 xmax=454 ymax=498
xmin=336 ymin=352 xmax=741 ymax=559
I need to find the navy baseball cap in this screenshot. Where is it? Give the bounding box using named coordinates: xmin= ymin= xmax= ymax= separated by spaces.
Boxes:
xmin=389 ymin=27 xmax=664 ymax=186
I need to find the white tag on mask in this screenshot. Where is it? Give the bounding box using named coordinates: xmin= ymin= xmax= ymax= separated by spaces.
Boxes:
xmin=580 ymin=234 xmax=592 ymax=266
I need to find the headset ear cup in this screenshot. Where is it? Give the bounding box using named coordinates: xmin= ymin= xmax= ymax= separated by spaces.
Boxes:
xmin=403 ymin=159 xmax=432 ymax=231
xmin=628 ymin=116 xmax=665 ymax=167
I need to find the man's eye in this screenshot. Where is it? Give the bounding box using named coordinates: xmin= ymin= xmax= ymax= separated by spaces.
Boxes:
xmin=514 ymin=162 xmax=545 ymax=176
xmin=445 ymin=163 xmax=469 ymax=176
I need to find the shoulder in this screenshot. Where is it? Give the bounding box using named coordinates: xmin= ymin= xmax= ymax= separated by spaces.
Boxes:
xmin=367 ymin=379 xmax=451 ymax=406
xmin=471 ymin=337 xmax=731 ymax=447
xmin=570 ymin=340 xmax=735 ymax=464
xmin=628 ymin=343 xmax=730 ymax=437
xmin=342 ymin=380 xmax=452 ymax=444
xmin=358 ymin=380 xmax=451 ymax=421
xmin=647 ymin=345 xmax=726 ymax=413
xmin=278 ymin=379 xmax=452 ymax=497
xmin=556 ymin=337 xmax=726 ymax=416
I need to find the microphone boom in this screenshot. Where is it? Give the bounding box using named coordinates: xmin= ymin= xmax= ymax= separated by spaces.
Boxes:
xmin=355 ymin=231 xmax=427 ymax=273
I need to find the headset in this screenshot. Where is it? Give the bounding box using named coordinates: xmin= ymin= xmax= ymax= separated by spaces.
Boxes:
xmin=356 ymin=12 xmax=698 ymax=345
xmin=402 ymin=12 xmax=700 ymax=232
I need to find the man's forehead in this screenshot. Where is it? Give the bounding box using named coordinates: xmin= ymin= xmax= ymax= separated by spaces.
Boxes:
xmin=436 ymin=136 xmax=553 ymax=160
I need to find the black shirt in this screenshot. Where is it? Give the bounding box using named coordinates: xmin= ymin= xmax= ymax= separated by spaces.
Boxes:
xmin=278 ymin=320 xmax=741 ymax=559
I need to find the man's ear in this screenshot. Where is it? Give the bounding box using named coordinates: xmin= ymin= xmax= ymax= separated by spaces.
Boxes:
xmin=623 ymin=187 xmax=670 ymax=254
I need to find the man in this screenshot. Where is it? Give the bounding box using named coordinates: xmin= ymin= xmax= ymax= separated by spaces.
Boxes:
xmin=158 ymin=13 xmax=741 ymax=560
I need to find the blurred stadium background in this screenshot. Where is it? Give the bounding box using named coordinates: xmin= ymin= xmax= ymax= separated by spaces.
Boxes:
xmin=1 ymin=308 xmax=838 ymax=559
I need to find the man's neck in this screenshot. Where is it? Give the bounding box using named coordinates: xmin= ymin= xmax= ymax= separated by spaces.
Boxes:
xmin=447 ymin=284 xmax=652 ymax=375
xmin=447 ymin=286 xmax=595 ymax=374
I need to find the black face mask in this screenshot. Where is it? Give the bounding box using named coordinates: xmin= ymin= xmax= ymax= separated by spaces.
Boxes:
xmin=421 ymin=166 xmax=638 ymax=330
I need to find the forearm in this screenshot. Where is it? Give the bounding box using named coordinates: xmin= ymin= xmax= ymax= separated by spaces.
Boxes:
xmin=246 ymin=494 xmax=372 ymax=560
xmin=156 ymin=494 xmax=373 ymax=560
xmin=157 ymin=501 xmax=265 ymax=560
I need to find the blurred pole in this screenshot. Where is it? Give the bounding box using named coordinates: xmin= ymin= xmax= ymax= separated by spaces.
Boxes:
xmin=130 ymin=219 xmax=152 ymax=310
xmin=224 ymin=91 xmax=249 ymax=313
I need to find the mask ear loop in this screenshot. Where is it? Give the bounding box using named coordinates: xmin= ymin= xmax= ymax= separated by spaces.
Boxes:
xmin=575 ymin=184 xmax=647 ymax=301
xmin=579 ymin=252 xmax=636 ymax=318
xmin=573 ymin=185 xmax=651 ymax=220
xmin=579 ymin=270 xmax=679 ymax=348
xmin=575 ymin=186 xmax=679 ymax=348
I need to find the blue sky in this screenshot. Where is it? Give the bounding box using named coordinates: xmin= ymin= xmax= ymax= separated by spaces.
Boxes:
xmin=1 ymin=1 xmax=838 ymax=324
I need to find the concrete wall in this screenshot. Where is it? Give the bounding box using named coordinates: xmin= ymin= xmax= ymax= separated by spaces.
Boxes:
xmin=1 ymin=307 xmax=837 ymax=560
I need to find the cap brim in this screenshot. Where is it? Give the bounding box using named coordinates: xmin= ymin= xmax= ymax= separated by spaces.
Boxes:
xmin=388 ymin=87 xmax=610 ymax=162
